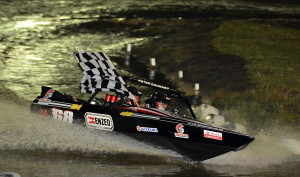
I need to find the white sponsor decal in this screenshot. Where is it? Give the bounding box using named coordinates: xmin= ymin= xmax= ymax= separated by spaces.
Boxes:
xmin=137 ymin=79 xmax=170 ymax=90
xmin=85 ymin=112 xmax=114 ymax=131
xmin=174 ymin=124 xmax=189 ymax=139
xmin=136 ymin=125 xmax=158 ymax=133
xmin=204 ymin=130 xmax=223 ymax=141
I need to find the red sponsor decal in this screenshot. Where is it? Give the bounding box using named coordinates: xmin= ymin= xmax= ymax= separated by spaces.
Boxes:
xmin=44 ymin=89 xmax=54 ymax=98
xmin=204 ymin=130 xmax=223 ymax=141
xmin=174 ymin=124 xmax=189 ymax=139
xmin=39 ymin=89 xmax=55 ymax=102
xmin=88 ymin=116 xmax=95 ymax=124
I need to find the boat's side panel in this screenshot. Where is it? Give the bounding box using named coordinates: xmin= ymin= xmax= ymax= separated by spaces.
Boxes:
xmin=114 ymin=107 xmax=254 ymax=148
xmin=121 ymin=131 xmax=235 ymax=161
xmin=113 ymin=108 xmax=254 ymax=160
xmin=30 ymin=99 xmax=254 ymax=161
xmin=30 ymin=98 xmax=100 ymax=124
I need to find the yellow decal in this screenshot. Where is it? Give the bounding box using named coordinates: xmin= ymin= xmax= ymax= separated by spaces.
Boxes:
xmin=120 ymin=111 xmax=134 ymax=117
xmin=70 ymin=104 xmax=82 ymax=110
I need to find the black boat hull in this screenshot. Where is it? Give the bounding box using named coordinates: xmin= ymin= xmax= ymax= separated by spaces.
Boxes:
xmin=30 ymin=88 xmax=254 ymax=161
xmin=122 ymin=132 xmax=240 ymax=161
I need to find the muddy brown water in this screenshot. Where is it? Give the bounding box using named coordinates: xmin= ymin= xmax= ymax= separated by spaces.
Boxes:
xmin=0 ymin=0 xmax=299 ymax=176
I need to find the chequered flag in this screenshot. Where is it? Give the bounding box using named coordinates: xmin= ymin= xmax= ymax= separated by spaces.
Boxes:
xmin=74 ymin=50 xmax=129 ymax=96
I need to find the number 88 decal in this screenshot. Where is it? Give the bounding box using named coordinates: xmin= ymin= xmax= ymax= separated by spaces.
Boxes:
xmin=51 ymin=108 xmax=73 ymax=123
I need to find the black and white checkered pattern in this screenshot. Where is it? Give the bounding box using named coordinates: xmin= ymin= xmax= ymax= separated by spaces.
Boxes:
xmin=74 ymin=50 xmax=129 ymax=96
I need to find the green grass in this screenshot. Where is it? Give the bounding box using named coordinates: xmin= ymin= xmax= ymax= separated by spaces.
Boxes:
xmin=211 ymin=21 xmax=300 ymax=127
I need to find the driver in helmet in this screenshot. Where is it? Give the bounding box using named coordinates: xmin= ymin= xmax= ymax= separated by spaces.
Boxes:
xmin=146 ymin=93 xmax=170 ymax=111
xmin=127 ymin=86 xmax=142 ymax=106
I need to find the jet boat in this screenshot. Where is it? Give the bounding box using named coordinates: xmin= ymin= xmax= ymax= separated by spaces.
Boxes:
xmin=30 ymin=50 xmax=254 ymax=161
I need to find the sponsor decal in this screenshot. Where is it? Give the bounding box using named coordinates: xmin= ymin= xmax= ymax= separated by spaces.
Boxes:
xmin=137 ymin=79 xmax=170 ymax=90
xmin=51 ymin=108 xmax=73 ymax=123
xmin=39 ymin=89 xmax=55 ymax=102
xmin=41 ymin=108 xmax=48 ymax=117
xmin=70 ymin=104 xmax=82 ymax=110
xmin=174 ymin=124 xmax=189 ymax=139
xmin=136 ymin=125 xmax=158 ymax=133
xmin=85 ymin=112 xmax=114 ymax=131
xmin=120 ymin=111 xmax=134 ymax=117
xmin=204 ymin=130 xmax=223 ymax=141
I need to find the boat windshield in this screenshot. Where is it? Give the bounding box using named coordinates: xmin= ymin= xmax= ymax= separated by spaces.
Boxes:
xmin=124 ymin=77 xmax=196 ymax=119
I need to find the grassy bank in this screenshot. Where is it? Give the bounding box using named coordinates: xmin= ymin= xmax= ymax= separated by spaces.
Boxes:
xmin=211 ymin=21 xmax=300 ymax=127
xmin=132 ymin=19 xmax=252 ymax=97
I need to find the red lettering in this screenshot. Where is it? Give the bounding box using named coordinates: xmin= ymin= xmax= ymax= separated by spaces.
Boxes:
xmin=41 ymin=109 xmax=48 ymax=117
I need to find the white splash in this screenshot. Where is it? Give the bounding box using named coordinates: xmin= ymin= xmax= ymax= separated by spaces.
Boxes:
xmin=0 ymin=99 xmax=180 ymax=158
xmin=192 ymin=104 xmax=300 ymax=167
xmin=203 ymin=130 xmax=300 ymax=167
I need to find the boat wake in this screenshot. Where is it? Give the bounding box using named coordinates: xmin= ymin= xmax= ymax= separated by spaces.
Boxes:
xmin=203 ymin=130 xmax=300 ymax=166
xmin=1 ymin=98 xmax=298 ymax=167
xmin=0 ymin=99 xmax=181 ymax=161
xmin=200 ymin=130 xmax=300 ymax=176
xmin=191 ymin=104 xmax=300 ymax=167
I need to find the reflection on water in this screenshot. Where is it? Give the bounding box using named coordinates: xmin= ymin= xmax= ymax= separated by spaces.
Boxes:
xmin=0 ymin=152 xmax=183 ymax=177
xmin=1 ymin=0 xmax=300 ymax=176
xmin=1 ymin=21 xmax=148 ymax=101
xmin=1 ymin=0 xmax=300 ymax=101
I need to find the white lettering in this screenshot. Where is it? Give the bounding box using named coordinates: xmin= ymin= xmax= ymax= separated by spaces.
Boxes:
xmin=51 ymin=108 xmax=73 ymax=123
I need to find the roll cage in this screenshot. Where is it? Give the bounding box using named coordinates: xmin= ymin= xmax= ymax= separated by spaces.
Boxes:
xmin=94 ymin=77 xmax=197 ymax=119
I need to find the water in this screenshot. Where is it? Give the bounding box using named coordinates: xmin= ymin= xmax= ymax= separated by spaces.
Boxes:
xmin=0 ymin=102 xmax=299 ymax=176
xmin=1 ymin=0 xmax=300 ymax=176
